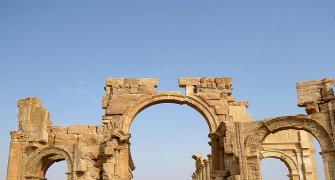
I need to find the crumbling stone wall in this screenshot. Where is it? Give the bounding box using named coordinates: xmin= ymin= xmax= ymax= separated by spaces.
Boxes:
xmin=6 ymin=77 xmax=335 ymax=180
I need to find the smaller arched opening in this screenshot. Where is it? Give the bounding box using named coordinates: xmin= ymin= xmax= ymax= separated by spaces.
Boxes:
xmin=45 ymin=159 xmax=67 ymax=180
xmin=261 ymin=157 xmax=290 ymax=180
xmin=25 ymin=147 xmax=73 ymax=180
xmin=261 ymin=149 xmax=300 ymax=180
xmin=245 ymin=116 xmax=335 ymax=180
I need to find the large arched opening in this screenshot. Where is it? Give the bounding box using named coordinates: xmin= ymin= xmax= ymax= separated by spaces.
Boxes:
xmin=121 ymin=92 xmax=218 ymax=134
xmin=127 ymin=98 xmax=213 ymax=179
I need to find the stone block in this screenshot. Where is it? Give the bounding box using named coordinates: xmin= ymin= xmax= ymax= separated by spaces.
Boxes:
xmin=196 ymin=88 xmax=221 ymax=94
xmin=124 ymin=78 xmax=140 ymax=86
xmin=114 ymin=94 xmax=144 ymax=101
xmin=129 ymin=87 xmax=138 ymax=94
xmin=214 ymin=105 xmax=229 ymax=115
xmin=228 ymin=106 xmax=252 ymax=122
xmin=138 ymin=86 xmax=156 ymax=94
xmin=179 ymin=78 xmax=201 ymax=87
xmin=76 ymin=158 xmax=88 ymax=172
xmin=102 ymin=96 xmax=109 ymax=109
xmin=105 ymin=105 xmax=128 ymax=115
xmin=50 ymin=126 xmax=68 ymax=135
xmin=229 ymin=101 xmax=249 ymax=107
xmin=196 ymin=93 xmax=221 ymax=100
xmin=10 ymin=131 xmax=28 ymax=142
xmin=215 ymin=77 xmax=232 ymax=85
xmin=97 ymin=126 xmax=103 ymax=134
xmin=139 ymin=78 xmax=158 ymax=87
xmin=105 ymin=147 xmax=116 ymax=156
xmin=206 ymin=100 xmax=227 ymax=107
xmin=296 ymin=78 xmax=335 ymax=107
xmin=106 ymin=78 xmax=124 ymax=87
xmin=88 ymin=126 xmax=97 ymax=133
xmin=78 ymin=133 xmax=98 ymax=145
xmin=86 ymin=146 xmax=101 ymax=160
xmin=68 ymin=125 xmax=89 ymax=134
xmin=200 ymin=77 xmax=215 ymax=83
xmin=17 ymin=97 xmax=42 ymax=107
xmin=112 ymin=88 xmax=129 ymax=95
xmin=54 ymin=134 xmax=77 ymax=145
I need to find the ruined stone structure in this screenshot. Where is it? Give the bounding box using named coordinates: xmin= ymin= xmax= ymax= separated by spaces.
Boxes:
xmin=6 ymin=77 xmax=335 ymax=180
xmin=192 ymin=130 xmax=318 ymax=180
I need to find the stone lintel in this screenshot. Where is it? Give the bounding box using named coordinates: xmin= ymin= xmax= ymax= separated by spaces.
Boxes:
xmin=106 ymin=77 xmax=158 ymax=87
xmin=296 ymin=77 xmax=335 ymax=89
xmin=179 ymin=77 xmax=233 ymax=88
xmin=214 ymin=77 xmax=232 ymax=85
xmin=179 ymin=78 xmax=201 ymax=87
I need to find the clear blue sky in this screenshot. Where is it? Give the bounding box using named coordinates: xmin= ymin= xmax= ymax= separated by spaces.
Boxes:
xmin=1 ymin=0 xmax=334 ymax=179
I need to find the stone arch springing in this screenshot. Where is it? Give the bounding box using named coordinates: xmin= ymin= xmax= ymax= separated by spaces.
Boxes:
xmin=25 ymin=147 xmax=73 ymax=180
xmin=121 ymin=92 xmax=218 ymax=134
xmin=244 ymin=115 xmax=335 ymax=180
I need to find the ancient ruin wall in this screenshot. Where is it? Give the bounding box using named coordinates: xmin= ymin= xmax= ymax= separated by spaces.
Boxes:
xmin=6 ymin=77 xmax=335 ymax=180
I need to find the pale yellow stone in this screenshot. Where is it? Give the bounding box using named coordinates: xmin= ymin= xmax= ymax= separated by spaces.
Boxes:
xmin=68 ymin=125 xmax=89 ymax=134
xmin=178 ymin=77 xmax=201 ymax=87
xmin=6 ymin=77 xmax=335 ymax=180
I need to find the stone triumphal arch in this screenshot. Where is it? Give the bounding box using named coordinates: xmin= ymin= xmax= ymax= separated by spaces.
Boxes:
xmin=7 ymin=77 xmax=335 ymax=180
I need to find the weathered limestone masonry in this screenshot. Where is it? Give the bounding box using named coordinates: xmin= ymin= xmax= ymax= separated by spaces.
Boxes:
xmin=6 ymin=77 xmax=335 ymax=180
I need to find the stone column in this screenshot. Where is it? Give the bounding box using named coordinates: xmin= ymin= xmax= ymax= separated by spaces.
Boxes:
xmin=296 ymin=78 xmax=335 ymax=180
xmin=204 ymin=160 xmax=210 ymax=180
xmin=192 ymin=173 xmax=196 ymax=180
xmin=321 ymin=150 xmax=335 ymax=180
xmin=290 ymin=173 xmax=300 ymax=180
xmin=7 ymin=97 xmax=52 ymax=180
xmin=246 ymin=155 xmax=261 ymax=180
xmin=103 ymin=134 xmax=131 ymax=180
xmin=7 ymin=140 xmax=24 ymax=180
xmin=207 ymin=155 xmax=212 ymax=180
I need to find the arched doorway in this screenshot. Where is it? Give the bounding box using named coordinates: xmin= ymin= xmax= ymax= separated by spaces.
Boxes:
xmin=261 ymin=129 xmax=321 ymax=180
xmin=25 ymin=147 xmax=73 ymax=180
xmin=116 ymin=92 xmax=217 ymax=179
xmin=102 ymin=91 xmax=220 ymax=180
xmin=129 ymin=103 xmax=211 ymax=179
